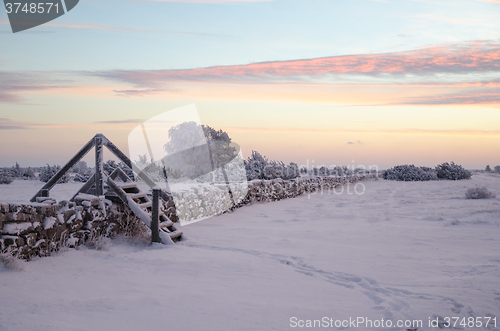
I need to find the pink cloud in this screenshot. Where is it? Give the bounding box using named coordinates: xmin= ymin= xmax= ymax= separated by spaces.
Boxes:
xmin=92 ymin=40 xmax=500 ymax=89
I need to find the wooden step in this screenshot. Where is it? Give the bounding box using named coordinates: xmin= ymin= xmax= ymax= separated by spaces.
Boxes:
xmin=138 ymin=201 xmax=152 ymax=209
xmin=167 ymin=229 xmax=183 ymax=239
xmin=159 ymin=220 xmax=173 ymax=228
xmin=118 ymin=182 xmax=137 ymax=189
xmin=129 ymin=192 xmax=147 ymax=199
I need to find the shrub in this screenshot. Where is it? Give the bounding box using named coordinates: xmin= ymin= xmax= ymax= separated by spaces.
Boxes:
xmin=244 ymin=151 xmax=300 ymax=181
xmin=495 ymin=165 xmax=500 ymax=174
xmin=21 ymin=167 xmax=36 ymax=180
xmin=435 ymin=162 xmax=472 ymax=180
xmin=383 ymin=164 xmax=438 ymax=181
xmin=74 ymin=173 xmax=92 ymax=182
xmin=39 ymin=165 xmax=69 ymax=183
xmin=319 ymin=166 xmax=330 ymax=176
xmin=465 ymin=187 xmax=496 ymax=199
xmin=331 ymin=166 xmax=351 ymax=177
xmin=71 ymin=160 xmax=88 ymax=173
xmin=0 ymin=171 xmax=13 ymax=184
xmin=485 ymin=165 xmax=492 ymax=172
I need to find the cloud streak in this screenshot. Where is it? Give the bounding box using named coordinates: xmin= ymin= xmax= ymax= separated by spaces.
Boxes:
xmin=0 ymin=71 xmax=70 ymax=103
xmin=403 ymin=90 xmax=500 ymax=105
xmin=90 ymin=40 xmax=500 ymax=89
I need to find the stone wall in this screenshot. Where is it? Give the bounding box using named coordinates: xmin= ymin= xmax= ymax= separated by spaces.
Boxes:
xmin=173 ymin=174 xmax=377 ymax=223
xmin=0 ymin=194 xmax=176 ymax=260
xmin=1 ymin=174 xmax=377 ymax=260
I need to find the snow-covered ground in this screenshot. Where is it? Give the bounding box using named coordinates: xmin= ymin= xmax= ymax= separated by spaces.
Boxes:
xmin=1 ymin=174 xmax=499 ymax=330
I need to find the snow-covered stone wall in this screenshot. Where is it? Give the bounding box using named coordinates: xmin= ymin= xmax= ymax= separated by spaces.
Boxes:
xmin=1 ymin=174 xmax=377 ymax=260
xmin=173 ymin=174 xmax=378 ymax=222
xmin=0 ymin=194 xmax=176 ymax=260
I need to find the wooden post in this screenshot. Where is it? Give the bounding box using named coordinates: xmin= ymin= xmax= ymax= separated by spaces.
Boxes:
xmin=151 ymin=188 xmax=160 ymax=243
xmin=41 ymin=189 xmax=49 ymax=197
xmin=95 ymin=134 xmax=104 ymax=196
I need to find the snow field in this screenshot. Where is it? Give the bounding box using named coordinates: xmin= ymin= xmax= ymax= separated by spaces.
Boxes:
xmin=0 ymin=174 xmax=499 ymax=330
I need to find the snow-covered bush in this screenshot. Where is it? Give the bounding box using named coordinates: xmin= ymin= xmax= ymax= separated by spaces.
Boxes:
xmin=319 ymin=166 xmax=330 ymax=176
xmin=244 ymin=151 xmax=299 ymax=181
xmin=435 ymin=162 xmax=471 ymax=180
xmin=39 ymin=165 xmax=69 ymax=183
xmin=465 ymin=187 xmax=496 ymax=199
xmin=71 ymin=160 xmax=88 ymax=173
xmin=6 ymin=163 xmax=36 ymax=180
xmin=0 ymin=170 xmax=13 ymax=184
xmin=73 ymin=173 xmax=91 ymax=183
xmin=331 ymin=166 xmax=351 ymax=177
xmin=383 ymin=164 xmax=438 ymax=181
xmin=485 ymin=165 xmax=492 ymax=172
xmin=494 ymin=166 xmax=500 ymax=174
xmin=71 ymin=161 xmax=92 ymax=182
xmin=21 ymin=167 xmax=36 ymax=180
xmin=283 ymin=162 xmax=299 ymax=180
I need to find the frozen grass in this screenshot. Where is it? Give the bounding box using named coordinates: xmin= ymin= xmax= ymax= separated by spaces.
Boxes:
xmin=0 ymin=253 xmax=24 ymax=271
xmin=85 ymin=237 xmax=112 ymax=251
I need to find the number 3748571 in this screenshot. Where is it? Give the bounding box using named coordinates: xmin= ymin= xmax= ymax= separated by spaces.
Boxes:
xmin=5 ymin=2 xmax=59 ymax=14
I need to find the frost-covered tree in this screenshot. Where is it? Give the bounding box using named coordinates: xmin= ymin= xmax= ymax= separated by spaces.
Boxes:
xmin=162 ymin=121 xmax=211 ymax=179
xmin=202 ymin=125 xmax=238 ymax=168
xmin=494 ymin=165 xmax=500 ymax=174
xmin=12 ymin=162 xmax=21 ymax=178
xmin=485 ymin=165 xmax=492 ymax=172
xmin=245 ymin=150 xmax=267 ymax=180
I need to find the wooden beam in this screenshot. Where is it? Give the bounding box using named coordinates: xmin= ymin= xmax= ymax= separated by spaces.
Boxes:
xmin=70 ymin=174 xmax=96 ymax=202
xmin=95 ymin=135 xmax=104 ymax=196
xmin=30 ymin=136 xmax=95 ymax=202
xmin=151 ymin=188 xmax=160 ymax=243
xmin=103 ymin=137 xmax=133 ymax=173
xmin=109 ymin=166 xmax=133 ymax=183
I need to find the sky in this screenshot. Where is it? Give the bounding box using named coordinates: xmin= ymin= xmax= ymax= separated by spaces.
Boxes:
xmin=0 ymin=0 xmax=499 ymax=169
